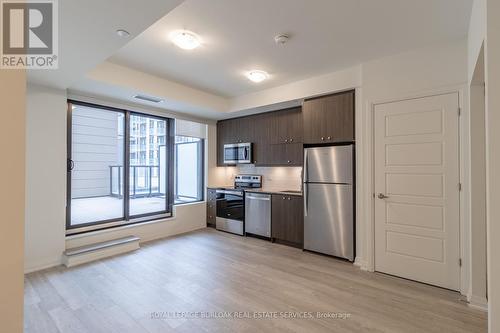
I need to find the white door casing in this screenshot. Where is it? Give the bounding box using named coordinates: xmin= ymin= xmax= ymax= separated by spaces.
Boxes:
xmin=374 ymin=93 xmax=460 ymax=290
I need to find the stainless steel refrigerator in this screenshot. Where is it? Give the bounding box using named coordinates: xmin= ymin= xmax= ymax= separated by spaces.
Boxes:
xmin=303 ymin=144 xmax=354 ymax=261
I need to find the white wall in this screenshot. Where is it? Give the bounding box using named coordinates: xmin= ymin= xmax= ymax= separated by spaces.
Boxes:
xmin=66 ymin=203 xmax=205 ymax=248
xmin=362 ymin=40 xmax=467 ymax=102
xmin=467 ymin=0 xmax=490 ymax=317
xmin=469 ymin=77 xmax=487 ymax=309
xmin=230 ymin=65 xmax=361 ymax=112
xmin=485 ymin=0 xmax=500 ymax=329
xmin=468 ymin=0 xmax=486 ymax=81
xmin=25 ymin=84 xmax=67 ymax=272
xmin=467 ymin=0 xmax=500 ymax=328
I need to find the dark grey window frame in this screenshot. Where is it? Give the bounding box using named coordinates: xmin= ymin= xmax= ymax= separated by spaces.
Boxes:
xmin=66 ymin=100 xmax=175 ymax=235
xmin=174 ymin=137 xmax=205 ymax=204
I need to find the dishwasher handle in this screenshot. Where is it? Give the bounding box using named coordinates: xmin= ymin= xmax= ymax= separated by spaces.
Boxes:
xmin=246 ymin=194 xmax=271 ymax=201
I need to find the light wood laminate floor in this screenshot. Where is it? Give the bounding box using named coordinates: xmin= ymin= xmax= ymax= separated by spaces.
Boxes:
xmin=25 ymin=228 xmax=487 ymax=333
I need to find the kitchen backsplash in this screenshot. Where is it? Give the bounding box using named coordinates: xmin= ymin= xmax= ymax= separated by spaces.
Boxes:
xmin=212 ymin=165 xmax=302 ymax=190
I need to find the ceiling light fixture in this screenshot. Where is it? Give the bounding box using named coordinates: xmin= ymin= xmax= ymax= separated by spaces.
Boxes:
xmin=116 ymin=29 xmax=130 ymax=38
xmin=170 ymin=30 xmax=201 ymax=50
xmin=274 ymin=33 xmax=290 ymax=45
xmin=246 ymin=70 xmax=269 ymax=83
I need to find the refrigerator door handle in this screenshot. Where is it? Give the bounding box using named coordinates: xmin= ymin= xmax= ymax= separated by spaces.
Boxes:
xmin=304 ymin=184 xmax=308 ymax=217
xmin=303 ymin=149 xmax=308 ymax=182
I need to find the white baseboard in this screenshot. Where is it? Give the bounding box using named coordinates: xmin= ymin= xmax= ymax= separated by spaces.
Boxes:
xmin=24 ymin=259 xmax=62 ymax=274
xmin=468 ymin=295 xmax=488 ymax=312
xmin=354 ymin=256 xmax=369 ymax=271
xmin=63 ymin=236 xmax=140 ymax=268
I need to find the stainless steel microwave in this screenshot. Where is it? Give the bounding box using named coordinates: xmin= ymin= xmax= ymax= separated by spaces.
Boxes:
xmin=223 ymin=143 xmax=252 ymax=164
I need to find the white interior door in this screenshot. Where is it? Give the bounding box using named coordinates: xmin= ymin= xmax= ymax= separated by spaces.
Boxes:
xmin=374 ymin=93 xmax=460 ymax=290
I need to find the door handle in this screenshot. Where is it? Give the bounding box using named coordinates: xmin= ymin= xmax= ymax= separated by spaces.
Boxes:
xmin=67 ymin=159 xmax=74 ymax=171
xmin=377 ymin=193 xmax=389 ymax=199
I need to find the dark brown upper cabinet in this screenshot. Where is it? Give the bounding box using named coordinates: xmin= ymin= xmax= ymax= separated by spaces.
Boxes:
xmin=302 ymin=90 xmax=355 ymax=144
xmin=255 ymin=107 xmax=303 ymax=166
xmin=218 ymin=117 xmax=254 ymax=144
xmin=270 ymin=107 xmax=303 ymax=144
xmin=217 ymin=91 xmax=355 ymax=166
xmin=217 ymin=108 xmax=303 ymax=167
xmin=217 ymin=117 xmax=256 ymax=165
xmin=254 ymin=143 xmax=302 ymax=167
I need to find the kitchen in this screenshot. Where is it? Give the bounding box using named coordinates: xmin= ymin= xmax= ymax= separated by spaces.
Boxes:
xmin=15 ymin=1 xmax=493 ymax=332
xmin=208 ymin=90 xmax=355 ymax=260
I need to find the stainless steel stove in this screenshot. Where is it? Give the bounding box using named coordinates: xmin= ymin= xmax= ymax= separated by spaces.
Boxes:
xmin=215 ymin=175 xmax=262 ymax=235
xmin=234 ymin=174 xmax=262 ymax=189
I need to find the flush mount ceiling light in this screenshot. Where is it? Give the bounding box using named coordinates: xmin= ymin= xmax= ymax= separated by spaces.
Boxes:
xmin=170 ymin=30 xmax=201 ymax=50
xmin=246 ymin=70 xmax=269 ymax=83
xmin=116 ymin=29 xmax=130 ymax=38
xmin=274 ymin=33 xmax=290 ymax=45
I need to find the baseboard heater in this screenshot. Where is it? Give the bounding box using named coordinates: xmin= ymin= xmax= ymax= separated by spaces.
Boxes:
xmin=63 ymin=236 xmax=140 ymax=267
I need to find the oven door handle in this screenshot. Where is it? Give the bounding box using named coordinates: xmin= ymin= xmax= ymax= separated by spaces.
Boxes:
xmin=216 ymin=190 xmax=243 ymax=196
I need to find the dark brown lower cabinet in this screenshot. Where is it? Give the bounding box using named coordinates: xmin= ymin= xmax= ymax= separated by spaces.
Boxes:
xmin=207 ymin=189 xmax=217 ymax=227
xmin=271 ymin=194 xmax=304 ymax=247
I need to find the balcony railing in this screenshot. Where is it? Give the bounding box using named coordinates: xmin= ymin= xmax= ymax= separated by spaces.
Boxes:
xmin=109 ymin=165 xmax=163 ymax=198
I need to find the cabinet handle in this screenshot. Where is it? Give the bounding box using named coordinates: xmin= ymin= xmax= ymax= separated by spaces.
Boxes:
xmin=282 ymin=196 xmax=286 ymax=200
xmin=287 ymin=160 xmax=291 ymax=164
xmin=285 ymin=139 xmax=288 ymax=143
xmin=327 ymin=136 xmax=331 ymax=140
xmin=321 ymin=137 xmax=325 ymax=141
xmin=287 ymin=197 xmax=291 ymax=200
xmin=289 ymin=138 xmax=293 ymax=142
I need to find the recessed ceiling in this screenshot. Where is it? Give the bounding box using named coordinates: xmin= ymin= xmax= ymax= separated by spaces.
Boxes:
xmin=27 ymin=0 xmax=184 ymax=89
xmin=109 ymin=0 xmax=473 ymax=98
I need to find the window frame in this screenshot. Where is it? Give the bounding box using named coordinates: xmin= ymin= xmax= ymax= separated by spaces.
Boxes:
xmin=66 ymin=100 xmax=175 ymax=235
xmin=174 ymin=136 xmax=205 ymax=205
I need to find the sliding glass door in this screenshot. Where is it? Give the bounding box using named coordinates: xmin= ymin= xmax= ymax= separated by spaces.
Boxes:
xmin=68 ymin=104 xmax=125 ymax=226
xmin=66 ymin=101 xmax=174 ymax=234
xmin=129 ymin=114 xmax=168 ymax=216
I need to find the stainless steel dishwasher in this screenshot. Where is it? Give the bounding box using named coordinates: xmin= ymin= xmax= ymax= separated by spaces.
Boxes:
xmin=245 ymin=192 xmax=271 ymax=237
